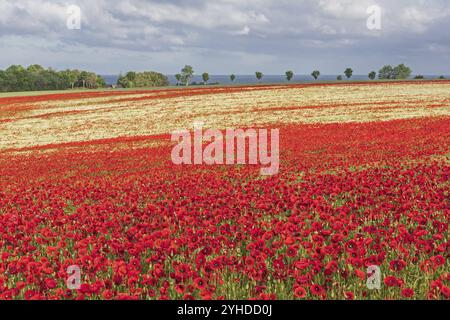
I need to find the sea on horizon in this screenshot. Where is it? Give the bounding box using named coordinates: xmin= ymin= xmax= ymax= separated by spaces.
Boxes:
xmin=101 ymin=74 xmax=449 ymax=86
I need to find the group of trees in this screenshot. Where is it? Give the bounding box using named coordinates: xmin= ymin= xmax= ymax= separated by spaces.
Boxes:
xmin=172 ymin=64 xmax=420 ymax=87
xmin=2 ymin=63 xmax=443 ymax=92
xmin=253 ymin=70 xmax=321 ymax=82
xmin=335 ymin=64 xmax=412 ymax=81
xmin=117 ymin=71 xmax=169 ymax=88
xmin=0 ymin=65 xmax=106 ymax=92
xmin=378 ymin=64 xmax=412 ymax=80
xmin=175 ymin=65 xmax=195 ymax=86
xmin=250 ymin=64 xmax=415 ymax=83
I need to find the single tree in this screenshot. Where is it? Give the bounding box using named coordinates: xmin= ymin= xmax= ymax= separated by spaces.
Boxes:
xmin=344 ymin=68 xmax=353 ymax=79
xmin=230 ymin=74 xmax=236 ymax=83
xmin=202 ymin=72 xmax=210 ymax=85
xmin=255 ymin=72 xmax=263 ymax=82
xmin=368 ymin=71 xmax=377 ymax=80
xmin=181 ymin=65 xmax=194 ymax=86
xmin=286 ymin=70 xmax=294 ymax=82
xmin=311 ymin=70 xmax=320 ymax=80
xmin=439 ymin=75 xmax=446 ymax=79
xmin=337 ymin=75 xmax=343 ymax=81
xmin=393 ymin=64 xmax=412 ymax=80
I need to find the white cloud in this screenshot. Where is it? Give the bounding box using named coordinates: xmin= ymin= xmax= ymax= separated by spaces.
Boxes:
xmin=231 ymin=26 xmax=251 ymax=36
xmin=399 ymin=5 xmax=450 ymax=33
xmin=317 ymin=0 xmax=374 ymax=19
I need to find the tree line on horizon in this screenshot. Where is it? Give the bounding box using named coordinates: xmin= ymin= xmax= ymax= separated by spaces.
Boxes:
xmin=0 ymin=65 xmax=105 ymax=92
xmin=0 ymin=63 xmax=447 ymax=92
xmin=174 ymin=63 xmax=441 ymax=86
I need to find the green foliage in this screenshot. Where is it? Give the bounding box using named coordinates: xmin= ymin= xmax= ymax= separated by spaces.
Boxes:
xmin=175 ymin=74 xmax=182 ymax=85
xmin=368 ymin=71 xmax=377 ymax=80
xmin=311 ymin=70 xmax=320 ymax=80
xmin=230 ymin=74 xmax=236 ymax=82
xmin=344 ymin=68 xmax=353 ymax=79
xmin=393 ymin=64 xmax=412 ymax=79
xmin=285 ymin=70 xmax=294 ymax=81
xmin=0 ymin=64 xmax=105 ymax=92
xmin=60 ymin=69 xmax=81 ymax=89
xmin=378 ymin=64 xmax=412 ymax=80
xmin=378 ymin=65 xmax=395 ymax=79
xmin=181 ymin=65 xmax=194 ymax=86
xmin=117 ymin=74 xmax=133 ymax=88
xmin=337 ymin=75 xmax=343 ymax=81
xmin=255 ymin=72 xmax=263 ymax=81
xmin=202 ymin=72 xmax=210 ymax=84
xmin=79 ymin=71 xmax=104 ymax=88
xmin=118 ymin=71 xmax=169 ymax=88
xmin=414 ymin=75 xmax=425 ymax=79
xmin=125 ymin=72 xmax=137 ymax=82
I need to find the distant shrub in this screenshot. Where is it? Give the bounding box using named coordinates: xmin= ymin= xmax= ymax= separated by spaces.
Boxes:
xmin=368 ymin=71 xmax=377 ymax=80
xmin=344 ymin=68 xmax=353 ymax=79
xmin=255 ymin=72 xmax=264 ymax=82
xmin=286 ymin=71 xmax=294 ymax=81
xmin=414 ymin=75 xmax=425 ymax=79
xmin=311 ymin=70 xmax=320 ymax=80
xmin=202 ymin=72 xmax=210 ymax=84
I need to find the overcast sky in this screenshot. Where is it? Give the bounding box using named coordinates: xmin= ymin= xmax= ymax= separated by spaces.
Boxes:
xmin=1 ymin=0 xmax=450 ymax=75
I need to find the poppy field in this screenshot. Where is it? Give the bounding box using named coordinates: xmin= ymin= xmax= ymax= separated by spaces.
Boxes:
xmin=0 ymin=81 xmax=449 ymax=300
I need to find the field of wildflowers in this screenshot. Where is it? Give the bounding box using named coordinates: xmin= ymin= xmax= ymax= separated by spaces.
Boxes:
xmin=0 ymin=81 xmax=448 ymax=300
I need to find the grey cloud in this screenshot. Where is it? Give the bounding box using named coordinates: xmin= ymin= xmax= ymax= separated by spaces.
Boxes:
xmin=0 ymin=0 xmax=449 ymax=74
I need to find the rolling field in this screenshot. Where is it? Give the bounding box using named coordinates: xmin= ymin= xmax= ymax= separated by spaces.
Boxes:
xmin=0 ymin=81 xmax=449 ymax=300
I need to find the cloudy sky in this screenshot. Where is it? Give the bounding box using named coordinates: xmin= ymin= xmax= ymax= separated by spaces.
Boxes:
xmin=1 ymin=0 xmax=450 ymax=75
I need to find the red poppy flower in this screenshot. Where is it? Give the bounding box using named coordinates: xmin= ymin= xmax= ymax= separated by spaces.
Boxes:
xmin=344 ymin=292 xmax=355 ymax=300
xmin=441 ymin=286 xmax=450 ymax=299
xmin=431 ymin=255 xmax=445 ymax=268
xmin=194 ymin=277 xmax=206 ymax=290
xmin=401 ymin=288 xmax=414 ymax=298
xmin=79 ymin=284 xmax=92 ymax=294
xmin=384 ymin=276 xmax=402 ymax=287
xmin=355 ymin=269 xmax=366 ymax=280
xmin=102 ymin=290 xmax=113 ymax=300
xmin=389 ymin=260 xmax=407 ymax=272
xmin=287 ymin=245 xmax=299 ymax=258
xmin=45 ymin=278 xmax=57 ymax=290
xmin=310 ymin=284 xmax=325 ymax=297
xmin=294 ymin=286 xmax=307 ymax=299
